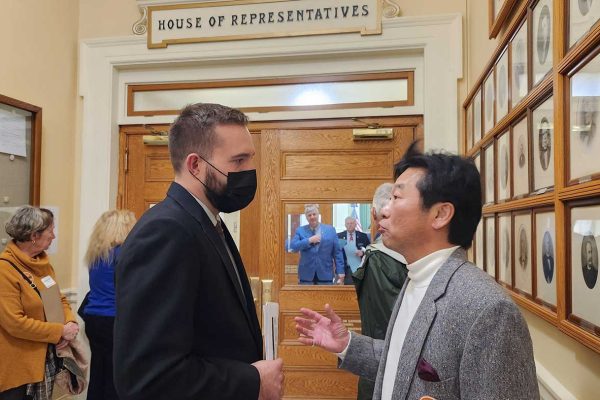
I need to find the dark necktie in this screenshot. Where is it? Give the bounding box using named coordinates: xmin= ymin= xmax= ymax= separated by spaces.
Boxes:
xmin=216 ymin=220 xmax=245 ymax=296
xmin=349 ymin=232 xmax=354 ymax=241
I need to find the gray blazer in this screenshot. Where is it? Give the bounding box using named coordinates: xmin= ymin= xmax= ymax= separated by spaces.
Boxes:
xmin=340 ymin=248 xmax=539 ymax=400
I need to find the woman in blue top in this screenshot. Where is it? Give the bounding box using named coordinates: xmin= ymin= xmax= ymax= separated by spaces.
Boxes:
xmin=82 ymin=210 xmax=136 ymax=400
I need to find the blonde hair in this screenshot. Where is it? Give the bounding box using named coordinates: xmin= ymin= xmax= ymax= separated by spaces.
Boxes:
xmin=85 ymin=209 xmax=136 ymax=267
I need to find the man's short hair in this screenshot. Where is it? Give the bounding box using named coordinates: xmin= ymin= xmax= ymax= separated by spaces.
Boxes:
xmin=168 ymin=103 xmax=249 ymax=172
xmin=304 ymin=204 xmax=319 ymax=216
xmin=372 ymin=182 xmax=394 ymax=218
xmin=393 ymin=141 xmax=482 ymax=248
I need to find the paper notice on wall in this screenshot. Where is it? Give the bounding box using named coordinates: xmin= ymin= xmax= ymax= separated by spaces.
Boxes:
xmin=0 ymin=109 xmax=27 ymax=157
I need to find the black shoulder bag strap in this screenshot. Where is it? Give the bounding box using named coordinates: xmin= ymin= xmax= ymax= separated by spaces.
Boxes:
xmin=0 ymin=257 xmax=42 ymax=298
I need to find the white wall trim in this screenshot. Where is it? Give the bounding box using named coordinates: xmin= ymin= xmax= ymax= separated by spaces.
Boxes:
xmin=536 ymin=360 xmax=577 ymax=400
xmin=77 ymin=14 xmax=462 ymax=303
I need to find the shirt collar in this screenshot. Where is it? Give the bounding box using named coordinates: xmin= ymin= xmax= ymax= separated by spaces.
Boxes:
xmin=407 ymin=246 xmax=460 ymax=287
xmin=187 ymin=190 xmax=220 ymax=226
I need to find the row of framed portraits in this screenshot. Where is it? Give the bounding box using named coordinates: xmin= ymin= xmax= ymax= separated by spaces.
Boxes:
xmin=469 ymin=0 xmax=600 ymax=152
xmin=473 ymin=87 xmax=600 ymax=204
xmin=492 ymin=0 xmax=600 ymax=42
xmin=472 ymin=52 xmax=600 ymax=205
xmin=473 ymin=94 xmax=554 ymax=204
xmin=471 ymin=204 xmax=600 ymax=336
xmin=465 ymin=0 xmax=600 ymax=350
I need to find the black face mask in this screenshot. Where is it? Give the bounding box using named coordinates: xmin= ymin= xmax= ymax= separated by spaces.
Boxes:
xmin=189 ymin=156 xmax=257 ymax=213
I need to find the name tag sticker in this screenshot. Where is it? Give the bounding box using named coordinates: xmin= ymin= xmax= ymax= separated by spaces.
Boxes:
xmin=41 ymin=275 xmax=56 ymax=288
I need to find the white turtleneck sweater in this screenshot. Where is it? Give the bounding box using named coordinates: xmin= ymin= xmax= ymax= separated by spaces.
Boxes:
xmin=338 ymin=245 xmax=460 ymax=399
xmin=380 ymin=245 xmax=459 ymax=399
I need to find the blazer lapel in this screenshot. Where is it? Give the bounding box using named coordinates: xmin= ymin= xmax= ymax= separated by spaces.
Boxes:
xmin=221 ymin=222 xmax=264 ymax=353
xmin=372 ymin=279 xmax=409 ymax=399
xmin=374 ymin=248 xmax=467 ymax=400
xmin=166 ymin=183 xmax=253 ymax=328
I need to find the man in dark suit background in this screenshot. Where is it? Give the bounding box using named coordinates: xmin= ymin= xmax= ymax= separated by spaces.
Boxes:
xmin=337 ymin=216 xmax=370 ymax=284
xmin=114 ymin=103 xmax=283 ymax=400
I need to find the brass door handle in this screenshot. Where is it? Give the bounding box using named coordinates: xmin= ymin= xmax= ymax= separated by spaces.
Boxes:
xmin=250 ymin=277 xmax=261 ymax=308
xmin=262 ymin=279 xmax=273 ymax=304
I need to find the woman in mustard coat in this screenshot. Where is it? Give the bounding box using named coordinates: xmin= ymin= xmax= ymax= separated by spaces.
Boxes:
xmin=0 ymin=206 xmax=78 ymax=400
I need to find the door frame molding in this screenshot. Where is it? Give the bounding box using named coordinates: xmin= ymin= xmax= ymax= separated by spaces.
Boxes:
xmin=76 ymin=14 xmax=461 ymax=303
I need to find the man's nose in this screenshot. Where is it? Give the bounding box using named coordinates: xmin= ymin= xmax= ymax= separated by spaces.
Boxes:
xmin=381 ymin=204 xmax=390 ymax=218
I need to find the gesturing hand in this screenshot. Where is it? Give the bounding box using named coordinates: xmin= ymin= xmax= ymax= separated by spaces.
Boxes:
xmin=295 ymin=304 xmax=350 ymax=353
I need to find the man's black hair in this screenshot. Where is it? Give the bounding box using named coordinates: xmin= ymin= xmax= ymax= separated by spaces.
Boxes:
xmin=393 ymin=141 xmax=482 ymax=248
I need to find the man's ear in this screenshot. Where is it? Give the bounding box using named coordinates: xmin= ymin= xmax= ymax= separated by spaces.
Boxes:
xmin=186 ymin=153 xmax=202 ymax=174
xmin=431 ymin=202 xmax=454 ymax=230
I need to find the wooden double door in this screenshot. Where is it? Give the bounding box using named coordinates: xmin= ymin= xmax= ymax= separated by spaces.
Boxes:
xmin=118 ymin=116 xmax=421 ymax=399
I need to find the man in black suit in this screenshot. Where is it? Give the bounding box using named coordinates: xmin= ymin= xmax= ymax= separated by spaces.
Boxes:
xmin=114 ymin=103 xmax=283 ymax=400
xmin=337 ymin=216 xmax=370 ymax=284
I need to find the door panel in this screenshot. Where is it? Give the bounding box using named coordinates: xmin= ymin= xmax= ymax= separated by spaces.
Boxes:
xmin=259 ymin=117 xmax=420 ymax=399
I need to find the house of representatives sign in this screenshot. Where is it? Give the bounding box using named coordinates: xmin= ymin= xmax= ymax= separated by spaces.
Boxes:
xmin=147 ymin=0 xmax=382 ymax=48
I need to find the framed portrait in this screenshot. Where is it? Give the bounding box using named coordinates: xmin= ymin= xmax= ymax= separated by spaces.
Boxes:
xmin=484 ymin=142 xmax=495 ymax=204
xmin=532 ymin=95 xmax=554 ymax=191
xmin=474 ymin=89 xmax=483 ymax=144
xmin=496 ymin=131 xmax=511 ymax=201
xmin=512 ymin=116 xmax=530 ymax=197
xmin=514 ymin=212 xmax=533 ymax=296
xmin=485 ymin=215 xmax=496 ymax=278
xmin=496 ymin=49 xmax=509 ymax=121
xmin=511 ymin=21 xmax=528 ymax=106
xmin=475 ymin=219 xmax=484 ymax=270
xmin=466 ymin=101 xmax=474 ymax=150
xmin=498 ymin=213 xmax=512 ymax=286
xmin=484 ymin=71 xmax=495 ymax=134
xmin=535 ymin=209 xmax=556 ymax=307
xmin=570 ymin=203 xmax=600 ymax=330
xmin=569 ymin=52 xmax=600 ymax=182
xmin=532 ymin=0 xmax=553 ymax=85
xmin=569 ymin=0 xmax=600 ymax=47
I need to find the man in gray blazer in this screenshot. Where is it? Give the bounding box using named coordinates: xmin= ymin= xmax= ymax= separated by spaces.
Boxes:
xmin=295 ymin=142 xmax=539 ymax=400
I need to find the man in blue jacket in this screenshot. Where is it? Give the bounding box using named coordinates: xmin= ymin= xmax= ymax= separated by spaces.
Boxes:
xmin=290 ymin=204 xmax=345 ymax=284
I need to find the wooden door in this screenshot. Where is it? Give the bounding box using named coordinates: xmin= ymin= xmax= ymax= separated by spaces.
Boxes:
xmin=258 ymin=117 xmax=420 ymax=399
xmin=118 ymin=116 xmax=421 ymax=399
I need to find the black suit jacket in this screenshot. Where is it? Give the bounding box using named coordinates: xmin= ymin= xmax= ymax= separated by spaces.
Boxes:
xmin=337 ymin=230 xmax=370 ymax=284
xmin=114 ymin=182 xmax=263 ymax=400
xmin=337 ymin=230 xmax=370 ymax=261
